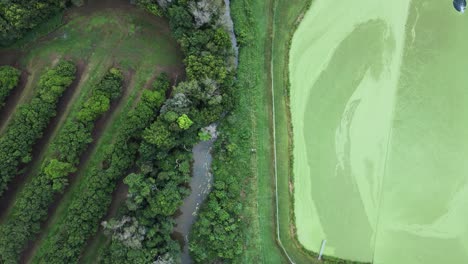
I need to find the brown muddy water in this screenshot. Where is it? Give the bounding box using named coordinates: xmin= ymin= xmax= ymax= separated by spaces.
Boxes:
xmin=174 ymin=125 xmax=217 ymax=264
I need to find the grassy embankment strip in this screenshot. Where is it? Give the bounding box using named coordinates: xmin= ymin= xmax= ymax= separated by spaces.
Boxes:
xmin=0 ymin=66 xmax=21 ymax=108
xmin=270 ymin=0 xmax=319 ymax=263
xmin=271 ymin=0 xmax=368 ymax=263
xmin=0 ymin=61 xmax=76 ymax=197
xmin=32 ymin=70 xmax=166 ymax=263
xmin=0 ymin=68 xmax=123 ymax=263
xmin=226 ymin=0 xmax=286 ymax=263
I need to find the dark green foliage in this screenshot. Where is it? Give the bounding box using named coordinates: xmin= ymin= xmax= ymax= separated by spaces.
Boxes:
xmin=0 ymin=65 xmax=21 ymax=106
xmin=97 ymin=117 xmax=192 ymax=263
xmin=0 ymin=0 xmax=69 ymax=46
xmin=32 ymin=75 xmax=168 ymax=264
xmin=91 ymin=0 xmax=238 ymax=262
xmin=0 ymin=60 xmax=76 ymax=197
xmin=189 ymin=125 xmax=245 ymax=262
xmin=27 ymin=0 xmax=237 ymax=261
xmin=0 ymin=68 xmax=122 ymax=263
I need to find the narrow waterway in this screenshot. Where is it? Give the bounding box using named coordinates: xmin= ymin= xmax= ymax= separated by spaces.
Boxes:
xmin=174 ymin=125 xmax=217 ymax=264
xmin=173 ymin=1 xmax=238 ymax=263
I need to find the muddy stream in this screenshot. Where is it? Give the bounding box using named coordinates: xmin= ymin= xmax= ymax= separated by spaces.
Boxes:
xmin=173 ymin=0 xmax=238 ymax=263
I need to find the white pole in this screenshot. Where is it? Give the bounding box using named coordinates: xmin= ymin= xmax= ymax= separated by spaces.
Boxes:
xmin=318 ymin=240 xmax=327 ymax=260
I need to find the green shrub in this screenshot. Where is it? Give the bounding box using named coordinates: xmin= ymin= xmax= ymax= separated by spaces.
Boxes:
xmin=0 ymin=65 xmax=21 ymax=106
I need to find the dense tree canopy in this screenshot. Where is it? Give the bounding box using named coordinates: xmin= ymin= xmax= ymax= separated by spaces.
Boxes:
xmin=0 ymin=60 xmax=76 ymax=197
xmin=0 ymin=65 xmax=21 ymax=106
xmin=0 ymin=0 xmax=69 ymax=45
xmin=33 ymin=74 xmax=168 ymax=263
xmin=0 ymin=68 xmax=122 ymax=263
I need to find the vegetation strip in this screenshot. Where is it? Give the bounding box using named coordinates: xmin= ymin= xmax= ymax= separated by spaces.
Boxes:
xmin=0 ymin=68 xmax=123 ymax=263
xmin=0 ymin=61 xmax=76 ymax=197
xmin=32 ymin=75 xmax=167 ymax=263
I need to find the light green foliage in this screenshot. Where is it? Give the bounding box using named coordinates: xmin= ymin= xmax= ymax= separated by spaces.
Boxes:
xmin=177 ymin=114 xmax=193 ymax=130
xmin=143 ymin=121 xmax=175 ymax=149
xmin=44 ymin=159 xmax=75 ymax=190
xmin=186 ymin=54 xmax=227 ymax=83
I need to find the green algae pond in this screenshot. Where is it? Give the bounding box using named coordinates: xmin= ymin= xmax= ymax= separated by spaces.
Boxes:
xmin=289 ymin=0 xmax=468 ymax=263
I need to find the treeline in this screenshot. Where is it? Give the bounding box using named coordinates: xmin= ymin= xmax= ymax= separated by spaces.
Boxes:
xmin=0 ymin=65 xmax=21 ymax=106
xmin=0 ymin=68 xmax=123 ymax=263
xmin=0 ymin=0 xmax=69 ymax=45
xmin=0 ymin=60 xmax=76 ymax=197
xmin=88 ymin=0 xmax=239 ymax=263
xmin=32 ymin=74 xmax=168 ymax=263
xmin=91 ymin=0 xmax=237 ymax=263
xmin=189 ymin=0 xmax=253 ymax=262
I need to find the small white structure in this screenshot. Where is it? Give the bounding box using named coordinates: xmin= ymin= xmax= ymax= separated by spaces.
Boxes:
xmin=318 ymin=239 xmax=327 ymax=260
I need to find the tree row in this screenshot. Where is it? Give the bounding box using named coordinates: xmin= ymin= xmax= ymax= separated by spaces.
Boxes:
xmin=32 ymin=74 xmax=168 ymax=263
xmin=0 ymin=60 xmax=76 ymax=197
xmin=0 ymin=65 xmax=21 ymax=107
xmin=0 ymin=67 xmax=123 ymax=263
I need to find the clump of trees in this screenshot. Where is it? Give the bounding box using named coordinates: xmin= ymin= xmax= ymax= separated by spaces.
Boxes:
xmin=0 ymin=68 xmax=123 ymax=263
xmin=96 ymin=77 xmax=213 ymax=261
xmin=0 ymin=60 xmax=76 ymax=197
xmin=33 ymin=74 xmax=168 ymax=263
xmin=0 ymin=0 xmax=69 ymax=45
xmin=0 ymin=65 xmax=21 ymax=106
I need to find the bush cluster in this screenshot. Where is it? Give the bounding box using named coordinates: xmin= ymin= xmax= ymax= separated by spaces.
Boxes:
xmin=0 ymin=60 xmax=76 ymax=197
xmin=0 ymin=68 xmax=123 ymax=263
xmin=97 ymin=117 xmax=193 ymax=263
xmin=0 ymin=65 xmax=21 ymax=106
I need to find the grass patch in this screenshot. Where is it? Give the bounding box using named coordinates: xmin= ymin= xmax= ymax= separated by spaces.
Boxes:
xmin=229 ymin=0 xmax=285 ymax=262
